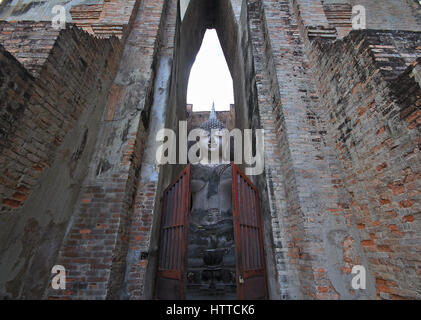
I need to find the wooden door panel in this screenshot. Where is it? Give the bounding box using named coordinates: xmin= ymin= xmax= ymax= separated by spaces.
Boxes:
xmin=155 ymin=165 xmax=191 ymax=300
xmin=232 ymin=164 xmax=268 ymax=300
xmin=242 ymin=275 xmax=267 ymax=300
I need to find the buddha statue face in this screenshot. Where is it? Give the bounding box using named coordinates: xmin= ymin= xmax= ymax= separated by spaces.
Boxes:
xmin=206 ymin=130 xmax=222 ymax=152
xmin=198 ymin=129 xmax=229 ymax=164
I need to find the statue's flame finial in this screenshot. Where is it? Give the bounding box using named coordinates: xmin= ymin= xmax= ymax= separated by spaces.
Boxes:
xmin=199 ymin=102 xmax=226 ymax=132
xmin=210 ymin=102 xmax=217 ymax=119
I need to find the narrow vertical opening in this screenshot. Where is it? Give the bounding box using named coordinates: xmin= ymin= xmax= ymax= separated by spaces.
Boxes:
xmin=186 ymin=29 xmax=235 ymax=131
xmin=187 ymin=29 xmax=234 ymax=112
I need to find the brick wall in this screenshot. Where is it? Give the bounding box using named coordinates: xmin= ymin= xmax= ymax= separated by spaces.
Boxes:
xmin=124 ymin=0 xmax=179 ymax=300
xmin=0 ymin=21 xmax=60 ymax=77
xmin=363 ymin=31 xmax=421 ymax=81
xmin=248 ymin=0 xmax=421 ymax=301
xmin=247 ymin=0 xmax=303 ymax=299
xmin=253 ymin=0 xmax=357 ymax=299
xmin=0 ymin=45 xmax=35 ymax=211
xmin=322 ymin=3 xmax=352 ymax=39
xmin=247 ymin=0 xmax=417 ymax=300
xmin=294 ymin=1 xmax=421 ymax=44
xmin=293 ymin=0 xmax=338 ymax=41
xmin=70 ymin=0 xmax=138 ymax=38
xmin=309 ymin=30 xmax=421 ymax=299
xmin=0 ymin=22 xmax=124 ymax=298
xmin=0 ymin=22 xmax=122 ymax=215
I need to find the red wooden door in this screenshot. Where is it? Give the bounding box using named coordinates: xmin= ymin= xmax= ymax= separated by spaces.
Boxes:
xmin=232 ymin=164 xmax=268 ymax=300
xmin=155 ymin=165 xmax=191 ymax=300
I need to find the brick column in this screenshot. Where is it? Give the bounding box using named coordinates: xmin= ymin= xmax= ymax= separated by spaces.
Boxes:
xmin=48 ymin=0 xmax=166 ymax=300
xmin=249 ymin=0 xmax=375 ymax=299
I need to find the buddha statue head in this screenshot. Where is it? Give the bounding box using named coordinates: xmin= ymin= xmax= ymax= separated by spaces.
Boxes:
xmin=195 ymin=103 xmax=230 ymax=165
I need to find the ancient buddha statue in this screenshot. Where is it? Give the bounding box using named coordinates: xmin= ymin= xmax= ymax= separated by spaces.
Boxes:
xmin=186 ymin=103 xmax=236 ymax=299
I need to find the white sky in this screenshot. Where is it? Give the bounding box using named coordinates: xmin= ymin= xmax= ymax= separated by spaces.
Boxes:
xmin=187 ymin=29 xmax=234 ymax=111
